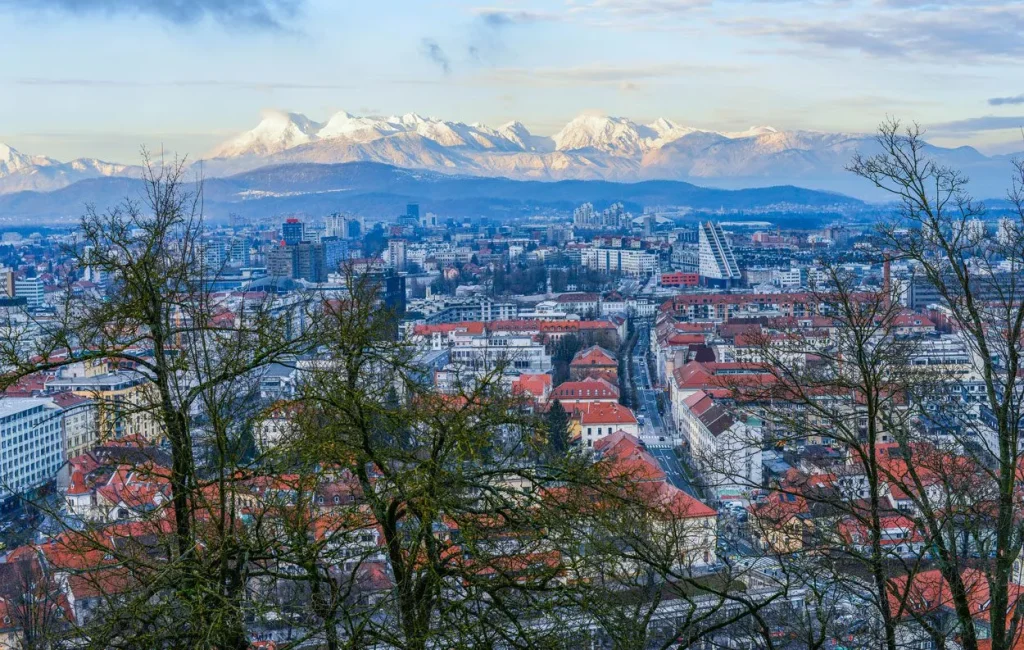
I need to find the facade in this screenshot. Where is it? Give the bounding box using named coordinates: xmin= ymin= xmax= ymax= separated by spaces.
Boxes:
xmin=267 ymin=245 xmax=294 ymax=278
xmin=581 ymin=247 xmax=659 ymax=277
xmin=52 ymin=393 xmax=98 ymax=461
xmin=14 ymin=277 xmax=44 ymax=307
xmin=660 ymin=272 xmax=699 ymax=287
xmin=676 ymin=390 xmax=762 ymax=499
xmin=294 ymin=242 xmax=326 ymax=283
xmin=282 ymin=218 xmax=305 ymax=246
xmin=45 ymin=370 xmax=162 ymax=443
xmin=388 ymin=239 xmax=407 ymax=272
xmin=577 ymin=402 xmax=639 ymax=447
xmin=0 ymin=398 xmax=64 ymax=508
xmin=698 ymin=221 xmax=742 ymax=288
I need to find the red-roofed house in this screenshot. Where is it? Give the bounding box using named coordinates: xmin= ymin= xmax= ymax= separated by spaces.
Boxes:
xmin=550 ymin=378 xmax=619 ymax=404
xmin=570 ymin=345 xmax=618 ymax=382
xmin=511 ymin=373 xmax=553 ymax=406
xmin=578 ymin=402 xmax=638 ymax=447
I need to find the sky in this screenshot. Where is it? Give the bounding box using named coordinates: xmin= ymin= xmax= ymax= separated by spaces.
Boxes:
xmin=1 ymin=0 xmax=1022 ymax=162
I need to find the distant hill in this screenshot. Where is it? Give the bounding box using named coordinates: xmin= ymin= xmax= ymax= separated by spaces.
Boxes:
xmin=0 ymin=161 xmax=862 ymax=225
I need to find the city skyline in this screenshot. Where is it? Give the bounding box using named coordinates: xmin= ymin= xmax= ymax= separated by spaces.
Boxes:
xmin=1 ymin=0 xmax=1022 ymax=162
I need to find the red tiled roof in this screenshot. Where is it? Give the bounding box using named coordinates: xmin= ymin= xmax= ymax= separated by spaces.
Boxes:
xmin=578 ymin=402 xmax=637 ymax=426
xmin=571 ymin=345 xmax=617 ymax=367
xmin=550 ymin=378 xmax=619 ymax=401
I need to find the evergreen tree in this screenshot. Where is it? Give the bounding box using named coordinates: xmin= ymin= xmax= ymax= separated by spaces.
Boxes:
xmin=546 ymin=399 xmax=570 ymax=456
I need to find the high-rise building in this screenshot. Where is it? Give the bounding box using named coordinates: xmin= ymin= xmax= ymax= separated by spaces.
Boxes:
xmin=267 ymin=245 xmax=295 ymax=278
xmin=573 ymin=202 xmax=627 ymax=229
xmin=321 ymin=237 xmax=349 ymax=274
xmin=282 ymin=218 xmax=305 ymax=246
xmin=365 ymin=269 xmax=406 ymax=336
xmin=294 ymin=242 xmax=326 ymax=283
xmin=388 ymin=238 xmax=407 ymax=271
xmin=204 ymin=240 xmax=229 ymax=269
xmin=698 ymin=221 xmax=742 ymax=288
xmin=229 ymin=238 xmax=251 ymax=266
xmin=406 ymin=204 xmax=420 ymax=222
xmin=15 ymin=277 xmax=45 ymax=307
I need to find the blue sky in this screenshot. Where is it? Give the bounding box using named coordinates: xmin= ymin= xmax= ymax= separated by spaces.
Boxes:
xmin=1 ymin=0 xmax=1022 ymax=162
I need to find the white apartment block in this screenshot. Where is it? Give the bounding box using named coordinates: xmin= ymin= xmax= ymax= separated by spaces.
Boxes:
xmin=581 ymin=247 xmax=659 ymax=277
xmin=0 ymin=398 xmax=65 ymax=506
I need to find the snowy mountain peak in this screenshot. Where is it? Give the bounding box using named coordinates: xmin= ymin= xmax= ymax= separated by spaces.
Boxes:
xmin=318 ymin=112 xmax=398 ymax=142
xmin=553 ymin=114 xmax=650 ymax=156
xmin=724 ymin=125 xmax=780 ymax=139
xmin=0 ymin=143 xmax=134 ymax=194
xmin=647 ymin=117 xmax=679 ymax=134
xmin=207 ymin=110 xmax=322 ymax=158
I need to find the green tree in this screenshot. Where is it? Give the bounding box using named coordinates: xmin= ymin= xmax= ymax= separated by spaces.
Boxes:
xmin=546 ymin=399 xmax=570 ymax=456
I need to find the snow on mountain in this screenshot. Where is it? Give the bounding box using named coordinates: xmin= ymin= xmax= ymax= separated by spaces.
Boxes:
xmin=552 ymin=114 xmax=652 ymax=156
xmin=0 ymin=143 xmax=134 ymax=194
xmin=317 ymin=111 xmax=399 ymax=143
xmin=206 ymin=110 xmax=323 ymax=158
xmin=1 ymin=143 xmax=59 ymax=176
xmin=5 ymin=110 xmax=1019 ymax=199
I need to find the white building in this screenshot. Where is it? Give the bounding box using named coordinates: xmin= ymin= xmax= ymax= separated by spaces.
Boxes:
xmin=676 ymin=390 xmax=762 ymax=499
xmin=581 ymin=247 xmax=659 ymax=277
xmin=698 ymin=222 xmax=742 ymax=287
xmin=0 ymin=398 xmax=65 ymax=507
xmin=388 ymin=239 xmax=407 ymax=271
xmin=14 ymin=277 xmax=45 ymax=307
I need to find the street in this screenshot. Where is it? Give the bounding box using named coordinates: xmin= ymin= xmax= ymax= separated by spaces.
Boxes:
xmin=629 ymin=322 xmax=698 ymax=497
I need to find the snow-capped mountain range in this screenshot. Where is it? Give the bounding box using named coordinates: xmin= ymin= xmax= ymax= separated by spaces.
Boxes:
xmin=187 ymin=110 xmax=1024 ymax=199
xmin=0 ymin=143 xmax=135 ymax=195
xmin=205 ymin=109 xmax=787 ymax=164
xmin=1 ymin=110 xmax=1020 ymax=199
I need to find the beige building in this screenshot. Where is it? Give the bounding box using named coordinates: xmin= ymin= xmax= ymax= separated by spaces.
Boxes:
xmin=46 ymin=364 xmax=162 ymax=443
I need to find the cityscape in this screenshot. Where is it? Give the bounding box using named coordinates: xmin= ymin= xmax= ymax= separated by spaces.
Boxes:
xmin=2 ymin=1 xmax=1024 ymax=650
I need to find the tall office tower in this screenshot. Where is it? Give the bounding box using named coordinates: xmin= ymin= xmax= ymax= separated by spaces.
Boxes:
xmin=345 ymin=217 xmax=363 ymax=239
xmin=321 ymin=237 xmax=349 ymax=274
xmin=406 ymin=204 xmax=420 ymax=222
xmin=294 ymin=242 xmax=326 ymax=283
xmin=698 ymin=221 xmax=742 ymax=288
xmin=229 ymin=238 xmax=251 ymax=266
xmin=282 ymin=218 xmax=305 ymax=246
xmin=388 ymin=238 xmax=407 ymax=272
xmin=267 ymin=245 xmax=295 ymax=278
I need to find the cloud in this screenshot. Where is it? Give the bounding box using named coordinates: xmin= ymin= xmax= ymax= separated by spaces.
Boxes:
xmin=990 ymin=94 xmax=1024 ymax=106
xmin=419 ymin=38 xmax=451 ymax=75
xmin=480 ymin=62 xmax=735 ymax=87
xmin=473 ymin=8 xmax=559 ymax=27
xmin=929 ymin=116 xmax=1024 ymax=132
xmin=13 ymin=77 xmax=352 ymax=91
xmin=728 ymin=3 xmax=1024 ymax=63
xmin=582 ymin=0 xmax=712 ymax=15
xmin=0 ymin=0 xmax=303 ymax=30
